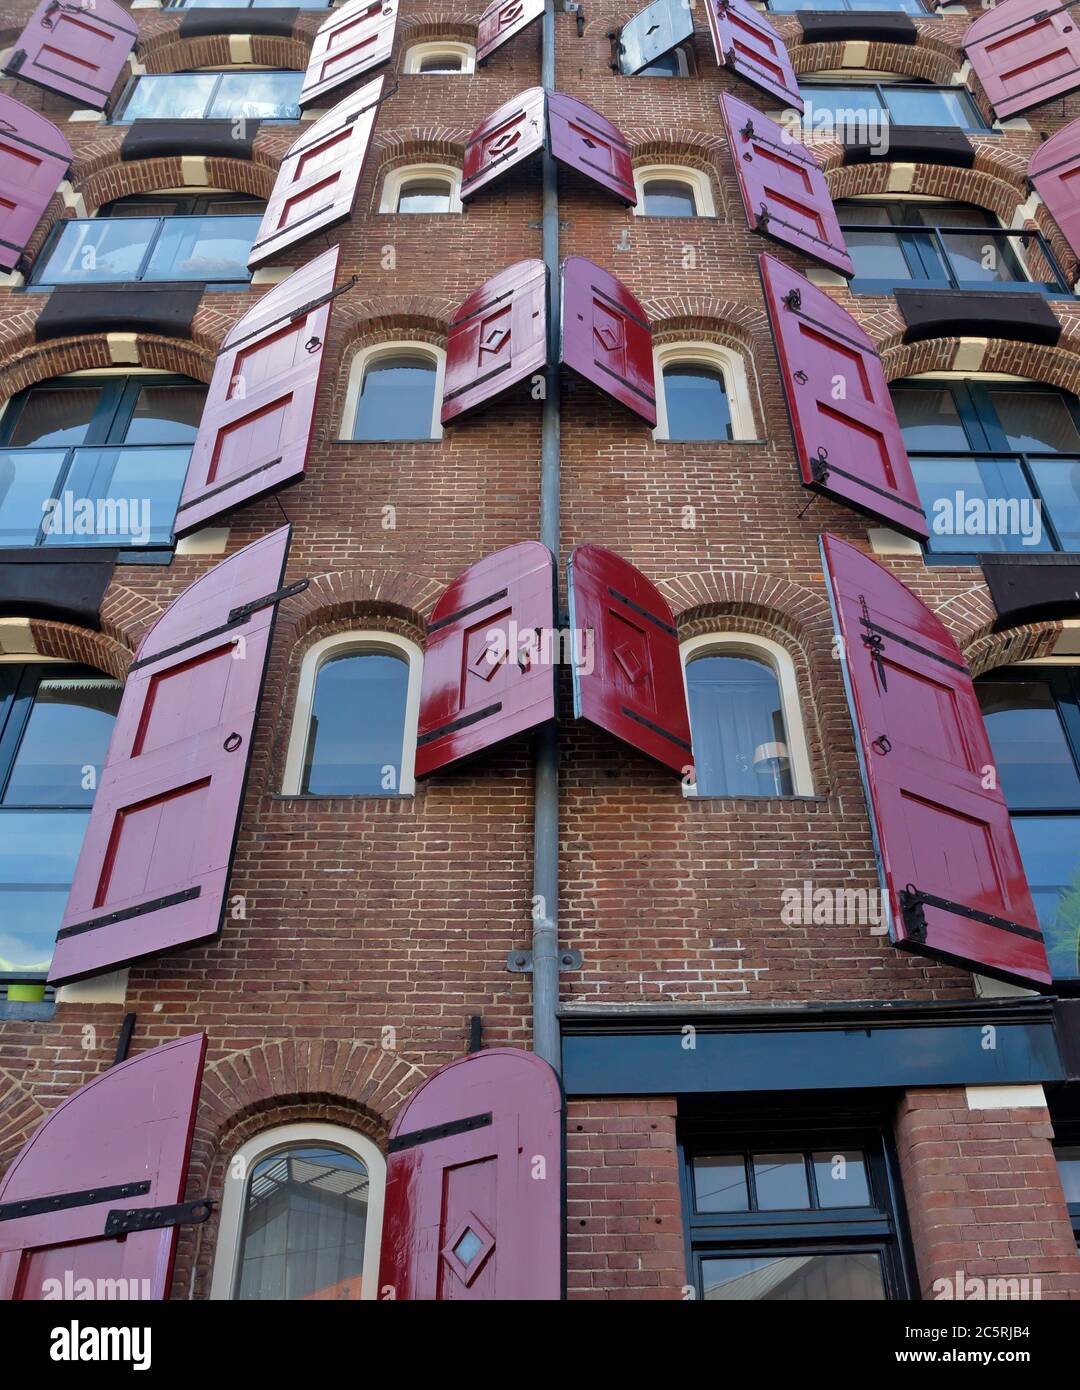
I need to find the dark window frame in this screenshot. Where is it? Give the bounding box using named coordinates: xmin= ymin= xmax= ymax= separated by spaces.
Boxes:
xmin=1051 ymin=1130 xmax=1080 ymax=1247
xmin=799 ymin=81 xmax=992 ymax=133
xmin=770 ymin=0 xmax=931 ymax=11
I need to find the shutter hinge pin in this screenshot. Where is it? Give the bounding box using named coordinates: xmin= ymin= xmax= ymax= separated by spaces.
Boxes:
xmin=783 ymin=287 xmax=802 ymax=311
xmin=899 ymin=885 xmax=929 ymax=943
xmin=811 ymin=446 xmax=829 ymax=483
xmin=741 ymin=119 xmax=755 ymax=138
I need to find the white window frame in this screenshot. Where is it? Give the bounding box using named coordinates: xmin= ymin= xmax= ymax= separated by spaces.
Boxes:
xmin=209 ymin=1122 xmax=387 ymax=1301
xmin=680 ymin=632 xmax=814 ymax=798
xmin=403 ymin=41 xmax=476 ymax=74
xmin=378 ymin=163 xmax=463 ymax=215
xmin=653 ymin=340 xmax=757 ymax=442
xmin=282 ymin=631 xmax=423 ymax=796
xmin=633 ymin=164 xmax=715 ymax=219
xmin=341 ymin=340 xmax=446 ymax=442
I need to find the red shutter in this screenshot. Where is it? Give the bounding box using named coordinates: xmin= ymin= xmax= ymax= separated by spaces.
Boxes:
xmin=0 ymin=94 xmax=71 ymax=273
xmin=964 ymin=0 xmax=1080 ymax=119
xmin=248 ymin=79 xmax=383 ymax=269
xmin=441 ymin=260 xmax=547 ymax=425
xmin=176 ymin=252 xmax=338 ymax=534
xmin=560 ymin=257 xmax=656 ymax=425
xmin=0 ymin=1035 xmax=207 ymax=1301
xmin=461 ymin=87 xmax=546 ymax=199
xmin=48 ymin=529 xmax=296 ymax=985
xmin=822 ymin=534 xmax=1051 ymax=990
xmin=1029 ymin=116 xmax=1080 ymax=264
xmin=720 ymin=93 xmax=852 ymax=277
xmin=3 ymin=0 xmax=137 ymax=109
xmin=705 ymin=0 xmax=803 ymax=111
xmin=547 ymin=92 xmax=636 ymax=205
xmin=759 ymin=253 xmax=928 ymax=539
xmin=415 ymin=542 xmax=556 ymax=777
xmin=300 ymin=0 xmax=397 ymax=107
xmin=378 ymin=1048 xmax=561 ymax=1300
xmin=567 ymin=543 xmax=691 ymax=775
xmin=477 ymin=0 xmax=544 ymax=64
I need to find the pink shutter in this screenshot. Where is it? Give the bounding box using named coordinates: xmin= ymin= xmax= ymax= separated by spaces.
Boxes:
xmin=547 ymin=92 xmax=636 ymax=205
xmin=821 ymin=533 xmax=1051 ymax=990
xmin=461 ymin=87 xmax=546 ymax=199
xmin=560 ymin=257 xmax=656 ymax=425
xmin=759 ymin=253 xmax=928 ymax=540
xmin=4 ymin=0 xmax=137 ymax=109
xmin=720 ymin=92 xmax=852 ymax=277
xmin=705 ymin=0 xmax=803 ymax=111
xmin=477 ymin=0 xmax=544 ymax=63
xmin=300 ymin=0 xmax=397 ymax=107
xmin=964 ymin=0 xmax=1080 ymax=119
xmin=415 ymin=542 xmax=556 ymax=777
xmin=48 ymin=529 xmax=297 ymax=985
xmin=441 ymin=260 xmax=547 ymax=425
xmin=0 ymin=94 xmax=71 ymax=273
xmin=0 ymin=1035 xmax=206 ymax=1301
xmin=176 ymin=251 xmax=338 ymax=534
xmin=1029 ymin=116 xmax=1080 ymax=264
xmin=378 ymin=1048 xmax=562 ymax=1300
xmin=248 ymin=79 xmax=383 ymax=269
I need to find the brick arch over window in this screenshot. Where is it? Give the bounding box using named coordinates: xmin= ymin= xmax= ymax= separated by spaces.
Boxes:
xmin=373 ymin=133 xmax=469 ymax=173
xmin=73 ymin=156 xmax=278 ymax=218
xmin=791 ymin=38 xmax=962 ymax=85
xmin=963 ymin=619 xmax=1067 ymax=677
xmin=879 ymin=336 xmax=1080 ymax=396
xmin=0 ymin=335 xmax=214 ymax=411
xmin=626 ymin=127 xmax=726 ymax=175
xmin=328 ymin=298 xmax=454 ymax=424
xmin=7 ymin=614 xmax=141 ymax=679
xmin=643 ymin=298 xmax=771 ymax=437
xmin=824 ymin=161 xmax=1028 ymax=226
xmin=138 ymin=34 xmax=307 ymax=76
xmin=0 ymin=1071 xmax=47 ymax=1171
xmin=398 ymin=11 xmax=478 ymax=45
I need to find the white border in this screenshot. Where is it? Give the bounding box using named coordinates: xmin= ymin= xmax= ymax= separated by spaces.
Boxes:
xmin=379 ymin=163 xmax=463 ymax=214
xmin=341 ymin=340 xmax=445 ymax=441
xmin=653 ymin=339 xmax=757 ymax=442
xmin=633 ymin=164 xmax=716 ymax=218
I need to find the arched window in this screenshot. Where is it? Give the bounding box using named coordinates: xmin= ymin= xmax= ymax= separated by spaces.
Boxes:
xmin=343 ymin=343 xmax=444 ymax=441
xmin=681 ymin=635 xmax=813 ymax=797
xmin=283 ymin=632 xmax=423 ymax=795
xmin=634 ymin=166 xmax=714 ymax=218
xmin=210 ymin=1123 xmax=387 ymax=1301
xmin=653 ymin=342 xmax=756 ymax=442
xmin=403 ymin=42 xmax=476 ymax=74
xmin=637 ymin=45 xmax=690 ymax=78
xmin=379 ymin=165 xmax=463 ymax=214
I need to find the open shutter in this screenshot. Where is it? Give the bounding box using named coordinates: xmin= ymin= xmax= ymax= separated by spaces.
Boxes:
xmin=300 ymin=0 xmax=396 ymax=107
xmin=415 ymin=542 xmax=556 ymax=777
xmin=720 ymin=93 xmax=852 ymax=277
xmin=441 ymin=260 xmax=547 ymax=425
xmin=964 ymin=0 xmax=1080 ymax=119
xmin=547 ymin=92 xmax=636 ymax=205
xmin=1029 ymin=116 xmax=1080 ymax=264
xmin=176 ymin=252 xmax=338 ymax=534
xmin=477 ymin=0 xmax=544 ymax=63
xmin=821 ymin=534 xmax=1051 ymax=990
xmin=0 ymin=95 xmax=71 ymax=273
xmin=3 ymin=0 xmax=137 ymax=109
xmin=560 ymin=257 xmax=656 ymax=425
xmin=0 ymin=1035 xmax=206 ymax=1301
xmin=461 ymin=87 xmax=546 ymax=199
xmin=615 ymin=0 xmax=695 ymax=76
xmin=705 ymin=0 xmax=803 ymax=111
xmin=378 ymin=1048 xmax=561 ymax=1300
xmin=567 ymin=543 xmax=691 ymax=775
xmin=48 ymin=529 xmax=296 ymax=985
xmin=759 ymin=254 xmax=928 ymax=539
xmin=248 ymin=80 xmax=382 ymax=269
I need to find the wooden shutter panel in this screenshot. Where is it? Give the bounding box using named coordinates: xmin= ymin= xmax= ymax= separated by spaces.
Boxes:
xmin=567 ymin=543 xmax=692 ymax=775
xmin=547 ymin=92 xmax=636 ymax=205
xmin=964 ymin=0 xmax=1080 ymax=119
xmin=4 ymin=0 xmax=137 ymax=109
xmin=616 ymin=0 xmax=695 ymax=76
xmin=300 ymin=0 xmax=396 ymax=107
xmin=248 ymin=79 xmax=383 ymax=269
xmin=378 ymin=1048 xmax=562 ymax=1300
xmin=821 ymin=533 xmax=1051 ymax=989
xmin=1029 ymin=116 xmax=1080 ymax=264
xmin=48 ymin=528 xmax=297 ymax=985
xmin=0 ymin=94 xmax=71 ymax=273
xmin=759 ymin=253 xmax=928 ymax=539
xmin=705 ymin=0 xmax=803 ymax=111
xmin=415 ymin=542 xmax=556 ymax=777
xmin=720 ymin=93 xmax=853 ymax=277
xmin=461 ymin=87 xmax=546 ymax=200
xmin=477 ymin=0 xmax=544 ymax=63
xmin=561 ymin=257 xmax=656 ymax=425
xmin=441 ymin=259 xmax=547 ymax=425
xmin=176 ymin=250 xmax=339 ymax=535
xmin=0 ymin=1035 xmax=206 ymax=1301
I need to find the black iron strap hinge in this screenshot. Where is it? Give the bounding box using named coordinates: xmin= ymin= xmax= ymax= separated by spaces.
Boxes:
xmin=859 ymin=594 xmax=888 ymax=692
xmin=0 ymin=1181 xmax=150 ymax=1223
xmin=898 ymin=884 xmax=1045 ymax=946
xmin=129 ymin=578 xmax=311 ymax=674
xmin=228 ymin=578 xmax=310 ymax=626
xmin=388 ymin=1112 xmax=492 ymax=1154
xmin=216 ymin=277 xmax=358 ymax=357
xmin=104 ymin=1198 xmax=213 ymax=1237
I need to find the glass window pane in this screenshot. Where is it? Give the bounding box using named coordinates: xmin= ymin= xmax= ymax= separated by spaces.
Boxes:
xmin=642 ymin=179 xmax=697 ymax=217
xmin=692 ymin=1155 xmax=749 ymax=1212
xmin=977 ymin=674 xmax=1080 ymax=809
xmin=701 ymin=1252 xmax=886 ymax=1300
xmin=752 ymin=1153 xmax=810 ymax=1210
xmin=1057 ymin=1146 xmax=1080 ymax=1204
xmin=638 ymin=50 xmax=682 ymax=76
xmin=0 ymin=449 xmax=68 ymax=546
xmin=885 ymin=87 xmax=982 ymax=130
xmin=1028 ymin=456 xmax=1080 ymax=551
xmin=687 ymin=654 xmax=794 ymax=796
xmin=812 ymin=1150 xmax=872 ymax=1208
xmin=35 ymin=220 xmax=156 ymax=285
xmin=834 ymin=202 xmax=897 ymax=226
xmin=892 ymin=388 xmax=970 ymax=451
xmin=662 ymin=365 xmax=731 ymax=441
xmin=799 ymin=86 xmax=882 ymax=127
xmin=124 ymin=385 xmax=207 ymax=445
xmin=0 ymin=808 xmax=89 ymax=974
xmin=845 ymin=228 xmax=916 ymax=283
xmin=43 ymin=445 xmax=191 ymax=548
xmin=396 ymin=180 xmax=453 ymax=214
xmin=418 ymin=55 xmax=462 ymax=72
xmin=939 ymin=230 xmax=1026 ymax=286
xmin=989 ymin=390 xmax=1080 ymax=453
xmin=910 ymin=455 xmax=1051 ymax=554
xmin=3 ymin=387 xmax=104 ymax=448
xmin=143 ymin=215 xmax=261 ymax=282
xmin=3 ymin=674 xmax=121 ymax=806
xmin=1011 ymin=816 xmax=1080 ymax=980
xmin=353 ymin=356 xmax=437 ymax=441
xmin=209 ymin=72 xmax=303 ymax=120
xmin=119 ymin=74 xmax=218 ymax=121
xmin=302 ymin=651 xmax=409 ymax=794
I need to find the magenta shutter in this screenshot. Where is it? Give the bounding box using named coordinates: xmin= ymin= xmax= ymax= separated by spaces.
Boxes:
xmin=759 ymin=253 xmax=928 ymax=539
xmin=48 ymin=529 xmax=297 ymax=985
xmin=1029 ymin=116 xmax=1080 ymax=263
xmin=378 ymin=1048 xmax=562 ymax=1300
xmin=461 ymin=87 xmax=546 ymax=199
xmin=547 ymin=92 xmax=636 ymax=205
xmin=821 ymin=533 xmax=1051 ymax=990
xmin=176 ymin=252 xmax=338 ymax=534
xmin=705 ymin=0 xmax=803 ymax=111
xmin=442 ymin=260 xmax=547 ymax=425
xmin=964 ymin=0 xmax=1080 ymax=119
xmin=477 ymin=0 xmax=544 ymax=63
xmin=561 ymin=257 xmax=656 ymax=425
xmin=567 ymin=543 xmax=692 ymax=775
xmin=0 ymin=1035 xmax=207 ymax=1301
xmin=248 ymin=79 xmax=383 ymax=269
xmin=720 ymin=93 xmax=852 ymax=276
xmin=0 ymin=94 xmax=71 ymax=273
xmin=300 ymin=0 xmax=397 ymax=107
xmin=415 ymin=542 xmax=556 ymax=777
xmin=3 ymin=0 xmax=137 ymax=109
